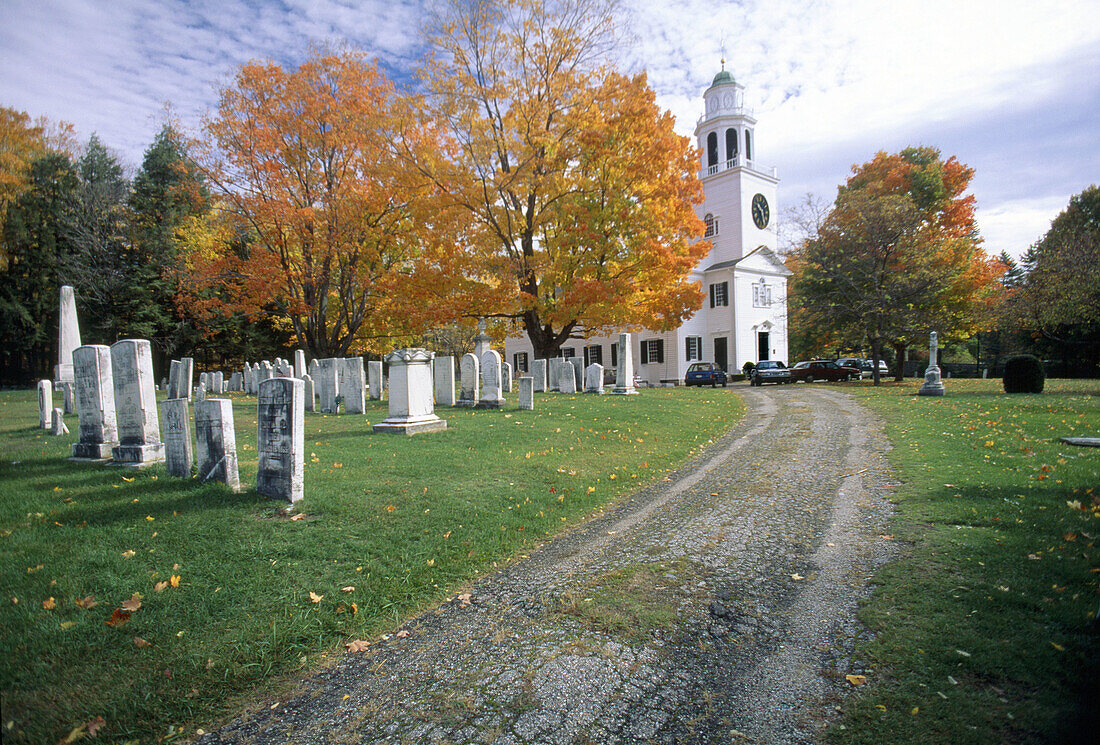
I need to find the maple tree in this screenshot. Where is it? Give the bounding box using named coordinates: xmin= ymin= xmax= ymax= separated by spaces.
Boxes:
xmin=189 ymin=47 xmax=431 ymax=358
xmin=409 ymin=0 xmax=708 ymax=359
xmin=789 ymin=147 xmax=1001 ymax=382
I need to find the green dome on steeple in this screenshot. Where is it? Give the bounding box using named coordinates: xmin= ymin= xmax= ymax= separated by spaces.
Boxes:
xmin=711 ymin=69 xmax=734 ymax=86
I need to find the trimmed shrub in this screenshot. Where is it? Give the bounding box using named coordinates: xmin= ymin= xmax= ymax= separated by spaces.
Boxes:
xmin=1003 ymin=354 xmax=1045 ymax=393
xmin=742 ymin=361 xmax=757 ymax=375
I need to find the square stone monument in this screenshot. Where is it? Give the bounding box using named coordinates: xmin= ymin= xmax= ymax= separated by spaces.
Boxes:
xmin=257 ymin=377 xmax=304 ymax=503
xmin=373 ymin=349 xmax=447 ymax=435
xmin=161 ymin=398 xmax=193 ymax=478
xmin=478 ymin=350 xmax=505 ymax=408
xmin=196 ymin=398 xmax=241 ymax=491
xmin=457 ymin=352 xmax=479 ymax=407
xmin=110 ymin=339 xmax=165 ymax=466
xmin=294 ymin=349 xmax=306 ymax=378
xmin=70 ymin=344 xmax=117 ymax=460
xmin=612 ymin=333 xmax=638 ymax=395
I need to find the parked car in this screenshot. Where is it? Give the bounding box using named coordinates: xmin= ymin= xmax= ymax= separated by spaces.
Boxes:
xmin=860 ymin=358 xmax=890 ymax=378
xmin=685 ymin=362 xmax=728 ymax=387
xmin=789 ymin=359 xmax=861 ymax=383
xmin=750 ymin=360 xmax=791 ymax=386
xmin=835 ymin=357 xmax=865 ymax=378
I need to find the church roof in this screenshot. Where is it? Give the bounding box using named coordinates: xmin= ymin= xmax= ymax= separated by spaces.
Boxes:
xmin=710 ymin=69 xmax=735 ymax=87
xmin=703 ymin=246 xmax=792 ymax=275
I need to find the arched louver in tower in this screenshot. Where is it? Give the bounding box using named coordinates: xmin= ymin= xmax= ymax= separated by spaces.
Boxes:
xmin=745 ymin=130 xmax=753 ymax=161
xmin=707 ymin=132 xmax=718 ymax=168
xmin=726 ymin=128 xmax=738 ymax=164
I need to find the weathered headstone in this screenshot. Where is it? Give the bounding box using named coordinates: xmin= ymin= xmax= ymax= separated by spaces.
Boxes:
xmin=243 ymin=364 xmax=253 ymax=394
xmin=919 ymin=331 xmax=945 ymax=397
xmin=196 ymin=398 xmax=240 ymax=491
xmin=168 ymin=360 xmax=181 ymax=397
xmin=196 ymin=380 xmax=207 ymax=402
xmin=368 ymin=360 xmax=383 ymax=401
xmin=518 ymin=376 xmax=534 ymax=410
xmin=585 ymin=363 xmax=605 ymax=394
xmin=37 ymin=379 xmax=52 ymax=429
xmin=178 ymin=357 xmax=194 ymax=400
xmin=458 ymin=353 xmax=479 ymax=406
xmin=319 ymin=358 xmax=340 ymax=413
xmin=308 ymin=358 xmax=320 ymax=382
xmin=612 ymin=333 xmax=638 ymax=395
xmin=162 ymin=398 xmax=193 ymax=478
xmin=570 ymin=357 xmax=584 ymax=391
xmin=51 ymin=407 xmax=69 ymax=436
xmin=558 ymin=359 xmax=577 ymax=394
xmin=257 ymin=377 xmax=304 ymax=503
xmin=213 ymin=371 xmax=224 ymax=394
xmin=373 ymin=349 xmax=447 ymax=434
xmin=56 ymin=285 xmax=81 ymax=384
xmin=433 ymin=356 xmax=455 ymax=406
xmin=547 ymin=356 xmax=561 ymax=391
xmin=302 ymin=373 xmax=316 ymax=412
xmin=502 ymin=362 xmax=512 ymax=393
xmin=294 ymin=349 xmax=306 ymax=379
xmin=60 ymin=382 xmax=76 ymax=414
xmin=531 ymin=359 xmax=547 ymax=393
xmin=478 ymin=350 xmax=505 ymax=408
xmin=342 ymin=357 xmax=366 ymax=414
xmin=229 ymin=371 xmax=243 ymax=392
xmin=71 ymin=344 xmax=118 ymax=459
xmin=110 ymin=339 xmax=165 ymax=466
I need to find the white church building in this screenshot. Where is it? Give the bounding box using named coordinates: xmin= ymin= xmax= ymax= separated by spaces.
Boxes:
xmin=504 ymin=68 xmax=790 ymax=385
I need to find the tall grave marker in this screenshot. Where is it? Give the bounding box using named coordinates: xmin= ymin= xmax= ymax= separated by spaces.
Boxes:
xmin=257 ymin=378 xmax=304 ymax=503
xmin=71 ymin=344 xmax=117 ymax=459
xmin=110 ymin=339 xmax=165 ymax=466
xmin=56 ymin=285 xmax=81 ymax=385
xmin=196 ymin=398 xmax=241 ymax=491
xmin=162 ymin=398 xmax=193 ymax=478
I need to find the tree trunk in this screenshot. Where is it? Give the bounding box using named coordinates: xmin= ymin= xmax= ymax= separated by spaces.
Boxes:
xmin=893 ymin=343 xmax=907 ymax=381
xmin=869 ymin=338 xmax=882 ymax=386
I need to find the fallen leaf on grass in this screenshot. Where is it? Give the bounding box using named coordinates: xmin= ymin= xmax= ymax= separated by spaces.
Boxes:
xmin=169 ymin=575 xmax=180 ymax=588
xmin=133 ymin=637 xmax=152 ymax=648
xmin=351 ymin=603 xmax=358 ymax=615
xmin=106 ymin=609 xmax=130 ymax=627
xmin=790 ymin=573 xmax=804 ymax=581
xmin=457 ymin=593 xmax=472 ymax=607
xmin=345 ymin=640 xmax=371 ymax=653
xmin=57 ymin=723 xmax=86 ymax=744
xmin=845 ymin=674 xmax=866 ymax=686
xmin=27 ymin=564 xmax=44 ymax=573
xmin=119 ymin=593 xmax=142 ymax=612
xmin=875 ymin=704 xmax=887 ymax=711
xmin=60 ymin=621 xmax=76 ymax=629
xmin=341 ymin=586 xmax=355 ymax=593
xmin=1050 ymin=642 xmax=1065 ymax=651
xmin=75 ymin=595 xmax=98 ymax=610
xmin=154 ymin=581 xmax=168 ymax=592
xmin=121 ymin=550 xmax=135 ymax=559
xmin=309 ymin=592 xmax=323 ymax=604
xmin=43 ymin=597 xmax=56 ymax=610
xmin=395 ymin=630 xmax=409 ymax=638
xmin=85 ymin=716 xmax=105 ymax=737
xmin=290 ymin=513 xmax=306 ymax=521
xmin=910 ymin=707 xmax=919 ymax=715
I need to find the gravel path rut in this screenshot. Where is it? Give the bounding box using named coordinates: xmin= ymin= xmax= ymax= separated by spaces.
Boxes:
xmin=201 ymin=385 xmax=898 ymax=745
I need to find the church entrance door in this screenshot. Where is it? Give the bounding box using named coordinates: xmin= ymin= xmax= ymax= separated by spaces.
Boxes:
xmin=758 ymin=332 xmax=770 ymax=362
xmin=714 ymin=337 xmax=728 ymax=372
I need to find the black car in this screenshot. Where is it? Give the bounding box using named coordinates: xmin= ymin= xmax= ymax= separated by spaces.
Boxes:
xmin=685 ymin=362 xmax=728 ymax=387
xmin=750 ymin=360 xmax=791 ymax=385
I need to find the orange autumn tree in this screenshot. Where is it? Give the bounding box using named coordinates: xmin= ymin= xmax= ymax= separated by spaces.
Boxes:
xmin=409 ymin=0 xmax=708 ymax=359
xmin=188 ymin=48 xmax=432 ymax=358
xmin=789 ymin=147 xmax=1001 ymax=382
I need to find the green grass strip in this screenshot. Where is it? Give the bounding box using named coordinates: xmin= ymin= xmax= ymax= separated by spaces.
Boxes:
xmin=835 ymin=379 xmax=1100 ymax=745
xmin=0 ymin=386 xmax=742 ymax=744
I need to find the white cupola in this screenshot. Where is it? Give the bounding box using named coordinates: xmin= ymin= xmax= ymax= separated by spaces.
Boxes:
xmin=696 ymin=61 xmax=757 ymax=175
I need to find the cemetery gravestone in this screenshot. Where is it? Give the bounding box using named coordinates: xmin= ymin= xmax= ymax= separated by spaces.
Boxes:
xmin=51 ymin=408 xmax=68 ymax=436
xmin=196 ymin=398 xmax=241 ymax=491
xmin=168 ymin=360 xmax=181 ymax=398
xmin=61 ymin=382 xmax=75 ymax=415
xmin=570 ymin=357 xmax=584 ymax=391
xmin=178 ymin=357 xmax=194 ymax=400
xmin=558 ymin=360 xmax=577 ymax=394
xmin=343 ymin=357 xmax=366 ymax=414
xmin=257 ymin=377 xmax=304 ymax=503
xmin=302 ymin=373 xmax=316 ymax=412
xmin=547 ymin=357 xmax=560 ymax=391
xmin=110 ymin=339 xmax=165 ymax=466
xmin=919 ymin=331 xmax=945 ymax=396
xmin=71 ymin=344 xmax=118 ymax=459
xmin=518 ymin=376 xmax=534 ymax=410
xmin=458 ymin=353 xmax=480 ymax=406
xmin=502 ymin=361 xmax=512 ymax=393
xmin=37 ymin=379 xmax=52 ymax=429
xmin=612 ymin=333 xmax=638 ymax=395
xmin=162 ymin=398 xmax=193 ymax=478
xmin=294 ymin=349 xmax=306 ymax=378
xmin=319 ymin=358 xmax=340 ymax=413
xmin=373 ymin=349 xmax=447 ymax=434
xmin=478 ymin=350 xmax=505 ymax=408
xmin=368 ymin=360 xmax=383 ymax=401
xmin=434 ymin=356 xmax=455 ymax=406
xmin=56 ymin=285 xmax=81 ymax=385
xmin=585 ymin=363 xmax=605 ymax=393
xmin=531 ymin=359 xmax=547 ymax=393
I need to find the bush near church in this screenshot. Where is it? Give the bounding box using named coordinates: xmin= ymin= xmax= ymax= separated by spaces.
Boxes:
xmin=1003 ymin=354 xmax=1045 ymax=393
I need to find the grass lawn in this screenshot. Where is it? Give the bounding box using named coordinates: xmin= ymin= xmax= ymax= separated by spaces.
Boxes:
xmin=0 ymin=385 xmax=743 ymax=744
xmin=835 ymin=378 xmax=1100 ymax=745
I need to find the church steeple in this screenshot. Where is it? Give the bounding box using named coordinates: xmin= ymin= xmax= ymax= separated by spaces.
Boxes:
xmin=697 ymin=65 xmax=755 ymax=176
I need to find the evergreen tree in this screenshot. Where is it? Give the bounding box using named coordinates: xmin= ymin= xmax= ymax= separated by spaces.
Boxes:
xmin=0 ymin=153 xmax=77 ymax=383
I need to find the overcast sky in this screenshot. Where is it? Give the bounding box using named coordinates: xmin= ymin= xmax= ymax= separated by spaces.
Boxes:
xmin=2 ymin=0 xmax=1097 ymax=260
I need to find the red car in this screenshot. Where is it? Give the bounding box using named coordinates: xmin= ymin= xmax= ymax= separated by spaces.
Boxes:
xmin=789 ymin=360 xmax=860 ymax=383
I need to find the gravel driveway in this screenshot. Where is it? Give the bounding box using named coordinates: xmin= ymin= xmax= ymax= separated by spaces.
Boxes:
xmin=201 ymin=385 xmax=897 ymax=745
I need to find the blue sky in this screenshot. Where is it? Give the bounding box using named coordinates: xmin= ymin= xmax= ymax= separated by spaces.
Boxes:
xmin=2 ymin=0 xmax=1097 ymax=259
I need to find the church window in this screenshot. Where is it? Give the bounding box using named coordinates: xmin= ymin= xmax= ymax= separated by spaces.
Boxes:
xmin=513 ymin=352 xmax=529 ymax=372
xmin=640 ymin=339 xmax=664 ymax=364
xmin=707 ymin=132 xmax=718 ymax=168
xmin=610 ymin=341 xmax=618 ymax=368
xmin=583 ymin=345 xmax=603 ymax=366
xmin=753 ymin=279 xmax=772 ymax=308
xmin=685 ymin=336 xmax=702 ymax=361
xmin=726 ymin=128 xmax=738 ymax=163
xmin=704 ymin=213 xmax=718 ymax=237
xmin=709 ymin=281 xmax=729 ymax=308
xmin=561 ymin=347 xmax=575 ymax=358
xmin=745 ymin=129 xmax=753 ymax=161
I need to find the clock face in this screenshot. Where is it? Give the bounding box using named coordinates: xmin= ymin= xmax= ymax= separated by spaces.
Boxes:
xmin=752 ymin=193 xmax=770 ymax=229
